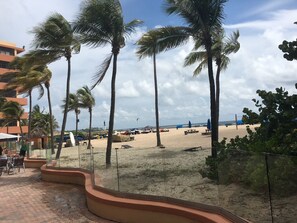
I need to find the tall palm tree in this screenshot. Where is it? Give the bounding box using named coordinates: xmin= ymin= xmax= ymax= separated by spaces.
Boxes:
xmin=1 ymin=101 xmax=25 ymax=137
xmin=16 ymin=52 xmax=55 ymax=154
xmin=30 ymin=13 xmax=81 ymax=159
xmin=74 ymin=0 xmax=142 ymax=166
xmin=149 ymin=0 xmax=227 ymax=158
xmin=184 ymin=30 xmax=240 ymax=131
xmin=77 ymin=86 xmax=95 ymax=150
xmin=136 ymin=30 xmax=169 ymax=147
xmin=62 ymin=93 xmax=80 ymax=145
xmin=40 ymin=67 xmax=56 ymax=154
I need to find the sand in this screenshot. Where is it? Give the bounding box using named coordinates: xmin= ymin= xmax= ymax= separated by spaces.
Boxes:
xmin=91 ymin=124 xmax=253 ymax=149
xmin=50 ymin=124 xmax=295 ymax=223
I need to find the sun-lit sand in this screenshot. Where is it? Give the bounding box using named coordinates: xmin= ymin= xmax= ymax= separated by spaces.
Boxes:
xmin=90 ymin=124 xmax=256 ymax=149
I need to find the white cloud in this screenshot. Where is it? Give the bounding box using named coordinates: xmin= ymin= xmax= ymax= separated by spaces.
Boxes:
xmin=118 ymin=81 xmax=140 ymax=98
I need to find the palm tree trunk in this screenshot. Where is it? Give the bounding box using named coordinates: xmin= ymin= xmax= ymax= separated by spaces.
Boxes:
xmin=206 ymin=44 xmax=218 ymax=158
xmin=215 ymin=62 xmax=221 ymax=138
xmin=153 ymin=52 xmax=162 ymax=147
xmin=106 ymin=53 xmax=117 ymax=167
xmin=27 ymin=91 xmax=32 ymax=158
xmin=88 ymin=108 xmax=92 ymax=149
xmin=75 ymin=111 xmax=79 ymax=146
xmin=28 ymin=91 xmax=32 ymax=140
xmin=46 ymin=84 xmax=55 ymax=155
xmin=56 ymin=57 xmax=71 ymax=159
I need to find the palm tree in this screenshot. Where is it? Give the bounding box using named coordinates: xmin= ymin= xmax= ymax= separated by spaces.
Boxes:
xmin=5 ymin=57 xmax=45 ymax=145
xmin=74 ymin=0 xmax=142 ymax=166
xmin=17 ymin=53 xmax=57 ymax=155
xmin=40 ymin=67 xmax=56 ymax=154
xmin=30 ymin=13 xmax=81 ymax=159
xmin=184 ymin=30 xmax=240 ymax=131
xmin=31 ymin=105 xmax=59 ymax=150
xmin=136 ymin=30 xmax=169 ymax=147
xmin=0 ymin=97 xmax=8 ymax=132
xmin=1 ymin=101 xmax=25 ymax=137
xmin=77 ymin=86 xmax=95 ymax=150
xmin=148 ymin=0 xmax=227 ymax=158
xmin=62 ymin=93 xmax=80 ymax=145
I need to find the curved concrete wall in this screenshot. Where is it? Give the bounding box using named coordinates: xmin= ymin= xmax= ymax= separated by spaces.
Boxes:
xmin=40 ymin=165 xmax=249 ymax=223
xmin=24 ymin=158 xmax=47 ymax=168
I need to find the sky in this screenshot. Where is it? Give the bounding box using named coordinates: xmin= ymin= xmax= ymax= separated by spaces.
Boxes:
xmin=1 ymin=0 xmax=297 ymax=131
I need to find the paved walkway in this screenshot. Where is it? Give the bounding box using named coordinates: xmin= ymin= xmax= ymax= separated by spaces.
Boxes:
xmin=0 ymin=168 xmax=117 ymax=223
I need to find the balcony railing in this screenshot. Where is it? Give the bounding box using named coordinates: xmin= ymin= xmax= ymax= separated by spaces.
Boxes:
xmin=0 ymin=125 xmax=28 ymax=134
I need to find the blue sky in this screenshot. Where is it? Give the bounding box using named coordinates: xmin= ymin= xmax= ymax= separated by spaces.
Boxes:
xmin=1 ymin=0 xmax=297 ymax=130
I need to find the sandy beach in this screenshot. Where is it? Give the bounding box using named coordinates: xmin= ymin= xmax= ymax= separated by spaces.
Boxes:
xmin=51 ymin=124 xmax=295 ymax=223
xmin=91 ymin=124 xmax=254 ymax=149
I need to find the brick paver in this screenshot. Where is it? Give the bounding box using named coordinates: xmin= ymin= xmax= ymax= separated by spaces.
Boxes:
xmin=0 ymin=168 xmax=117 ymax=223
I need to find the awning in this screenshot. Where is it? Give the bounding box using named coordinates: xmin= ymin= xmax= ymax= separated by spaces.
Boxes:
xmin=0 ymin=133 xmax=19 ymax=140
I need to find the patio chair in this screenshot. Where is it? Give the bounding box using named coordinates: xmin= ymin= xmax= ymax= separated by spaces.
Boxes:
xmin=13 ymin=157 xmax=25 ymax=173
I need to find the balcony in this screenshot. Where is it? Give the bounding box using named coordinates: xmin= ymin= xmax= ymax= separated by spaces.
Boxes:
xmin=0 ymin=68 xmax=9 ymax=75
xmin=0 ymin=112 xmax=28 ymax=119
xmin=0 ymin=125 xmax=28 ymax=134
xmin=0 ymin=82 xmax=6 ymax=90
xmin=6 ymin=97 xmax=27 ymax=106
xmin=0 ymin=54 xmax=14 ymax=63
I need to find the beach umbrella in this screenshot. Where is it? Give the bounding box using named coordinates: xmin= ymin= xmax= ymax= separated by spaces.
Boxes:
xmin=188 ymin=121 xmax=192 ymax=128
xmin=207 ymin=119 xmax=211 ymax=130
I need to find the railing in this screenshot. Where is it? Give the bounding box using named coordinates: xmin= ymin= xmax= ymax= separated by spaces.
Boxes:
xmin=45 ymin=145 xmax=297 ymax=223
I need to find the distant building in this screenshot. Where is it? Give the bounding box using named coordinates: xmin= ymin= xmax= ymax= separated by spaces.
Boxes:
xmin=0 ymin=40 xmax=28 ymax=135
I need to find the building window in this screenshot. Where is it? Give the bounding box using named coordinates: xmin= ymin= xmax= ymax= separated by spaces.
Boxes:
xmin=0 ymin=47 xmax=14 ymax=56
xmin=0 ymin=90 xmax=17 ymax=98
xmin=0 ymin=61 xmax=10 ymax=69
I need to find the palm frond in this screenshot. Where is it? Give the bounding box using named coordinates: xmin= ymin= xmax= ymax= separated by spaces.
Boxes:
xmin=124 ymin=19 xmax=143 ymax=38
xmin=74 ymin=0 xmax=118 ymax=47
xmin=91 ymin=54 xmax=113 ymax=89
xmin=184 ymin=51 xmax=207 ymax=66
xmin=136 ymin=26 xmax=190 ymax=58
xmin=77 ymin=85 xmax=95 ymax=109
xmin=193 ymin=63 xmax=206 ymax=76
xmin=223 ymin=30 xmax=240 ymax=55
xmin=219 ymin=55 xmax=230 ymax=71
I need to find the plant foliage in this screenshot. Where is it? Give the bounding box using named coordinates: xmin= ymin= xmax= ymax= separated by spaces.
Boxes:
xmin=203 ymin=85 xmax=297 ymax=196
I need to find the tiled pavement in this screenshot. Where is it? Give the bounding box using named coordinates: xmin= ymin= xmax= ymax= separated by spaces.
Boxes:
xmin=0 ymin=168 xmax=117 ymax=223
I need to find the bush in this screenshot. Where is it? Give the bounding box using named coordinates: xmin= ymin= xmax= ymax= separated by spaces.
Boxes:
xmin=203 ymin=84 xmax=297 ymax=196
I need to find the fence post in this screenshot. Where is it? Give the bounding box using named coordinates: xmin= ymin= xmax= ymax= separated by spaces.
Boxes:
xmin=265 ymin=153 xmax=274 ymax=223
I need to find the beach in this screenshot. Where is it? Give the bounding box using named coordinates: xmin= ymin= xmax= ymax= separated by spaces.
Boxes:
xmin=91 ymin=124 xmax=255 ymax=149
xmin=50 ymin=124 xmax=295 ymax=223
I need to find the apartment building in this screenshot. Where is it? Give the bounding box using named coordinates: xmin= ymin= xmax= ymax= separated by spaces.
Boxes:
xmin=0 ymin=40 xmax=28 ymax=134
